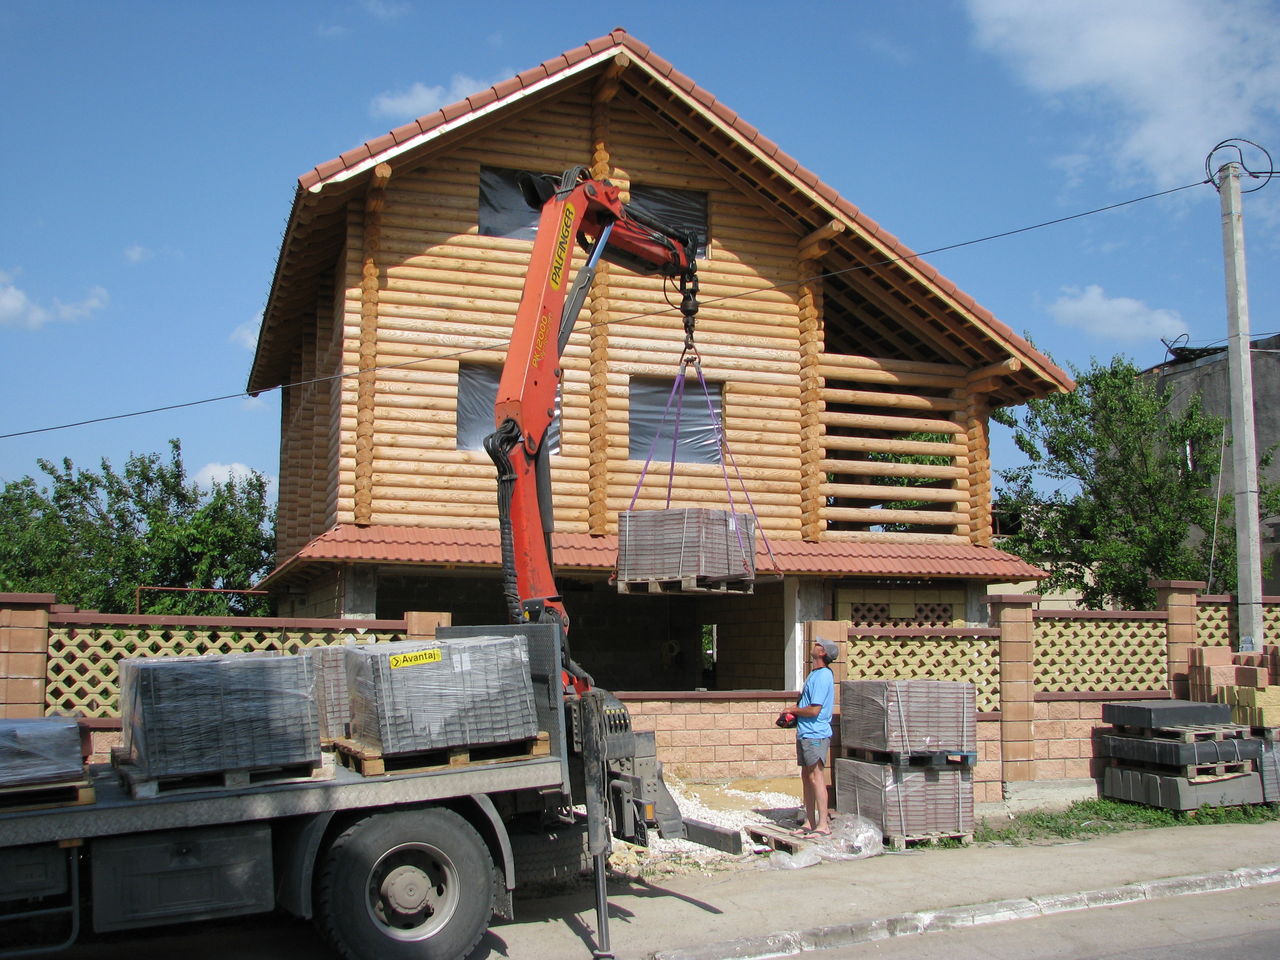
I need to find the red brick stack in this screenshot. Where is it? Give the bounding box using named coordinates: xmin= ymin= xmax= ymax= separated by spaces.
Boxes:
xmin=1187 ymin=645 xmax=1280 ymax=728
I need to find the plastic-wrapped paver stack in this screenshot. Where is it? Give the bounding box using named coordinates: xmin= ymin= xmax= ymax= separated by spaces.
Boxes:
xmin=835 ymin=680 xmax=976 ymax=843
xmin=119 ymin=653 xmax=321 ymax=779
xmin=1099 ymin=700 xmax=1264 ymax=810
xmin=0 ymin=717 xmax=84 ymax=788
xmin=616 ymin=508 xmax=755 ymax=585
xmin=345 ymin=635 xmax=538 ymax=756
xmin=304 ymin=643 xmax=353 ymax=741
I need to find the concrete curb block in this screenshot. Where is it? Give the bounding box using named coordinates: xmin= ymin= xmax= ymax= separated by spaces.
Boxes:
xmin=649 ymin=862 xmax=1280 ymax=960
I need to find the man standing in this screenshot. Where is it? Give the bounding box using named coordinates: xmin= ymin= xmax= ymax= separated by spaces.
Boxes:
xmin=781 ymin=638 xmax=837 ymax=836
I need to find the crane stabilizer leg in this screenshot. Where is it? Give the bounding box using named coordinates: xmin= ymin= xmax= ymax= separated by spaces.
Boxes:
xmin=579 ymin=691 xmax=614 ymax=959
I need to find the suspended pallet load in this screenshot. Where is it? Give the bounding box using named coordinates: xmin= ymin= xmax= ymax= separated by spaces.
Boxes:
xmin=615 ymin=295 xmax=776 ymax=596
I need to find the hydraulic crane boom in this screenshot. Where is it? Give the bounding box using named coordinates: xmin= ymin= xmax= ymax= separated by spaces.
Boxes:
xmin=483 ymin=166 xmax=699 ymax=677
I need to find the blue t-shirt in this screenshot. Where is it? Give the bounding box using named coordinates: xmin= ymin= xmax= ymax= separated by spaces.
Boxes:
xmin=796 ymin=666 xmax=833 ymax=740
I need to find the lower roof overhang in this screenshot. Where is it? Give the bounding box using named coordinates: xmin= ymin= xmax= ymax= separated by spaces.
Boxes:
xmin=259 ymin=524 xmax=1046 ymax=590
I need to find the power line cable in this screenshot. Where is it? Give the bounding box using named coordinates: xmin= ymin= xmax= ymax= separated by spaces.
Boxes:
xmin=0 ymin=177 xmax=1213 ymax=443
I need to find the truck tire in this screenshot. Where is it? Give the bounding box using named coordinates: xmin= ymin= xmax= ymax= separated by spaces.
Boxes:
xmin=509 ymin=820 xmax=590 ymax=885
xmin=315 ymin=808 xmax=494 ymax=960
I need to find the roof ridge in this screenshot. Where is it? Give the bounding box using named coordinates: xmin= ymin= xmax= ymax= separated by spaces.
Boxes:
xmin=283 ymin=31 xmax=1069 ymax=394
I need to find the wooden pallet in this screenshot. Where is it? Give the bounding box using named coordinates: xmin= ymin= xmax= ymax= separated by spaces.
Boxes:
xmin=616 ymin=576 xmax=754 ymax=596
xmin=114 ymin=756 xmax=331 ymax=799
xmin=1113 ymin=723 xmax=1251 ymax=743
xmin=334 ymin=731 xmax=550 ymax=777
xmin=884 ymin=831 xmax=972 ymax=852
xmin=1106 ymin=757 xmax=1252 ymax=780
xmin=745 ymin=824 xmax=811 ymax=854
xmin=840 ymin=747 xmax=977 ymax=769
xmin=0 ymin=776 xmax=95 ymax=812
xmin=1252 ymin=726 xmax=1280 ymax=744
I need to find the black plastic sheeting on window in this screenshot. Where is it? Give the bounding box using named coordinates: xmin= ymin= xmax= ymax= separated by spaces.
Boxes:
xmin=628 ymin=376 xmax=722 ymax=464
xmin=456 ymin=363 xmax=560 ymax=453
xmin=628 ymin=184 xmax=709 ymax=258
xmin=478 ymin=166 xmax=542 ymax=241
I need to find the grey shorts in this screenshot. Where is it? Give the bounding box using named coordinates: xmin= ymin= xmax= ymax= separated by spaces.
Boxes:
xmin=796 ymin=737 xmax=830 ymax=768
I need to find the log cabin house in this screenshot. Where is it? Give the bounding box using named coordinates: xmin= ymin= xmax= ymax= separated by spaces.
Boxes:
xmin=248 ymin=29 xmax=1071 ymax=694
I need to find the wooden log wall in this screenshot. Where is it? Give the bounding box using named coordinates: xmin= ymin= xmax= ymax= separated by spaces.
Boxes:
xmin=811 ymin=352 xmax=974 ymax=544
xmin=276 ymin=274 xmax=343 ymax=560
xmin=300 ymin=75 xmax=1001 ymax=547
xmin=316 ymin=82 xmax=806 ymax=536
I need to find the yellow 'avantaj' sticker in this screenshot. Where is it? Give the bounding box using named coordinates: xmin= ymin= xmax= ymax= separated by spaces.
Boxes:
xmin=389 ymin=649 xmax=443 ymax=669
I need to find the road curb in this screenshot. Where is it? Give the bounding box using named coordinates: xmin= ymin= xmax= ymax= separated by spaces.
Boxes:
xmin=649 ymin=861 xmax=1280 ymax=960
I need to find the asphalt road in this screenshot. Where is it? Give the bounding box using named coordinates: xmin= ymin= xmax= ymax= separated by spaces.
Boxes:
xmin=813 ymin=884 xmax=1280 ymax=960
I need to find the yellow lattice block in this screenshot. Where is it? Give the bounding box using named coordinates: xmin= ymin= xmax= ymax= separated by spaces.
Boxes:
xmin=1034 ymin=618 xmax=1167 ymax=693
xmin=844 ymin=635 xmax=999 ymax=712
xmin=1196 ymin=604 xmax=1233 ymax=647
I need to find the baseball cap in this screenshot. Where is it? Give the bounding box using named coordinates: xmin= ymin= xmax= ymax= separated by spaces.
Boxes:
xmin=817 ymin=638 xmax=839 ymax=662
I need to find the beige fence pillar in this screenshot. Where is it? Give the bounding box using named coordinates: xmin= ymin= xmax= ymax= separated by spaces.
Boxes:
xmin=405 ymin=612 xmax=452 ymax=641
xmin=0 ymin=593 xmax=55 ymax=719
xmin=1153 ymin=580 xmax=1204 ymax=700
xmin=987 ymin=594 xmax=1039 ymax=787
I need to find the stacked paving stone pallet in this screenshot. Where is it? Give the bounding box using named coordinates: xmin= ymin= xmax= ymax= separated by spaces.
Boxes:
xmin=834 ymin=680 xmax=976 ymax=847
xmin=1187 ymin=644 xmax=1280 ymax=727
xmin=345 ymin=636 xmax=538 ymax=756
xmin=1185 ymin=644 xmax=1280 ymax=805
xmin=1098 ymin=700 xmax=1269 ymax=809
xmin=0 ymin=717 xmax=85 ymax=788
xmin=119 ymin=653 xmax=321 ymax=780
xmin=616 ymin=508 xmax=756 ymax=590
xmin=304 ymin=643 xmax=353 ymax=742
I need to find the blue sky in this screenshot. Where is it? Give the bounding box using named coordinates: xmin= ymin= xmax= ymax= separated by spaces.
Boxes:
xmin=2 ymin=0 xmax=1278 ymax=494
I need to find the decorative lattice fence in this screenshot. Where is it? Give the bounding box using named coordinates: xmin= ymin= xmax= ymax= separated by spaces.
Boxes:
xmin=843 ymin=628 xmax=1001 ymax=712
xmin=1033 ymin=612 xmax=1168 ymax=693
xmin=45 ymin=615 xmax=406 ymax=718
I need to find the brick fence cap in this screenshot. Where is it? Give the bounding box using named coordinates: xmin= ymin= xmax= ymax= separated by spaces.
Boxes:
xmin=0 ymin=593 xmax=57 ymax=605
xmin=985 ymin=594 xmax=1041 ymax=605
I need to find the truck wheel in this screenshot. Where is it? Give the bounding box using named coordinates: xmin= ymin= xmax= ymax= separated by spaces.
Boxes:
xmin=316 ymin=808 xmax=494 ymax=960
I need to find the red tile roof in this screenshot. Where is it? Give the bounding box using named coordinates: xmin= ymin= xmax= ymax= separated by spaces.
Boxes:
xmin=262 ymin=523 xmax=1045 ymax=585
xmin=288 ymin=26 xmax=1070 ymax=394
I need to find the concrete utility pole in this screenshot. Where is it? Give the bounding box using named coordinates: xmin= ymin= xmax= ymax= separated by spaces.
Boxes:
xmin=1216 ymin=161 xmax=1263 ymax=652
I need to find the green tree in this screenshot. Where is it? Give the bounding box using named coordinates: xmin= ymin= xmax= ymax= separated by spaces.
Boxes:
xmin=0 ymin=440 xmax=276 ymax=615
xmin=992 ymin=355 xmax=1279 ymax=610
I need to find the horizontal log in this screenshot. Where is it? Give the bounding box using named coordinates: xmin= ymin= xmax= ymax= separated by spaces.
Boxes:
xmin=822 ymin=506 xmax=965 ymax=525
xmin=820 ymin=387 xmax=963 ymax=413
xmin=817 ymin=364 xmax=965 ymax=391
xmin=821 ymin=483 xmax=966 ymax=503
xmin=815 ymin=530 xmax=969 ymax=544
xmin=819 ymin=410 xmax=964 ymax=435
xmin=819 ymin=352 xmax=966 ymax=378
xmin=821 ymin=436 xmax=966 ymax=457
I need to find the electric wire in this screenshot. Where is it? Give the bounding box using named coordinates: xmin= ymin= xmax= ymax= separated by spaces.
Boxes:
xmin=0 ymin=177 xmax=1217 ymax=444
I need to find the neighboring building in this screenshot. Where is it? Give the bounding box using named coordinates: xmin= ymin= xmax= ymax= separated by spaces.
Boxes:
xmin=248 ymin=29 xmax=1071 ymax=693
xmin=1149 ymin=332 xmax=1280 ymax=595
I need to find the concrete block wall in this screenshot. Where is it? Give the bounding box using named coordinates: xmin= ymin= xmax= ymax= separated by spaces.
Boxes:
xmin=1032 ymin=699 xmax=1106 ymax=781
xmin=622 ymin=694 xmax=799 ymax=780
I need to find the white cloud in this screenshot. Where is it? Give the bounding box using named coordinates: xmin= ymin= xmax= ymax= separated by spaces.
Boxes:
xmin=1047 ymin=284 xmax=1186 ymax=341
xmin=371 ymin=71 xmax=510 ymax=120
xmin=194 ymin=461 xmax=257 ymax=490
xmin=231 ymin=313 xmax=261 ymax=351
xmin=0 ymin=269 xmax=108 ymax=329
xmin=360 ymin=0 xmax=409 ymax=20
xmin=967 ymin=0 xmax=1280 ymax=187
xmin=316 ymin=23 xmax=348 ymax=38
xmin=124 ymin=244 xmax=153 ymax=264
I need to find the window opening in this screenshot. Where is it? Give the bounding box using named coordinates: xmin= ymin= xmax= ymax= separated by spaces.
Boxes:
xmin=457 ymin=363 xmax=560 ymax=452
xmin=629 ymin=184 xmax=709 ymax=258
xmin=478 ymin=166 xmax=543 ymax=240
xmin=628 ymin=376 xmax=722 ymax=464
